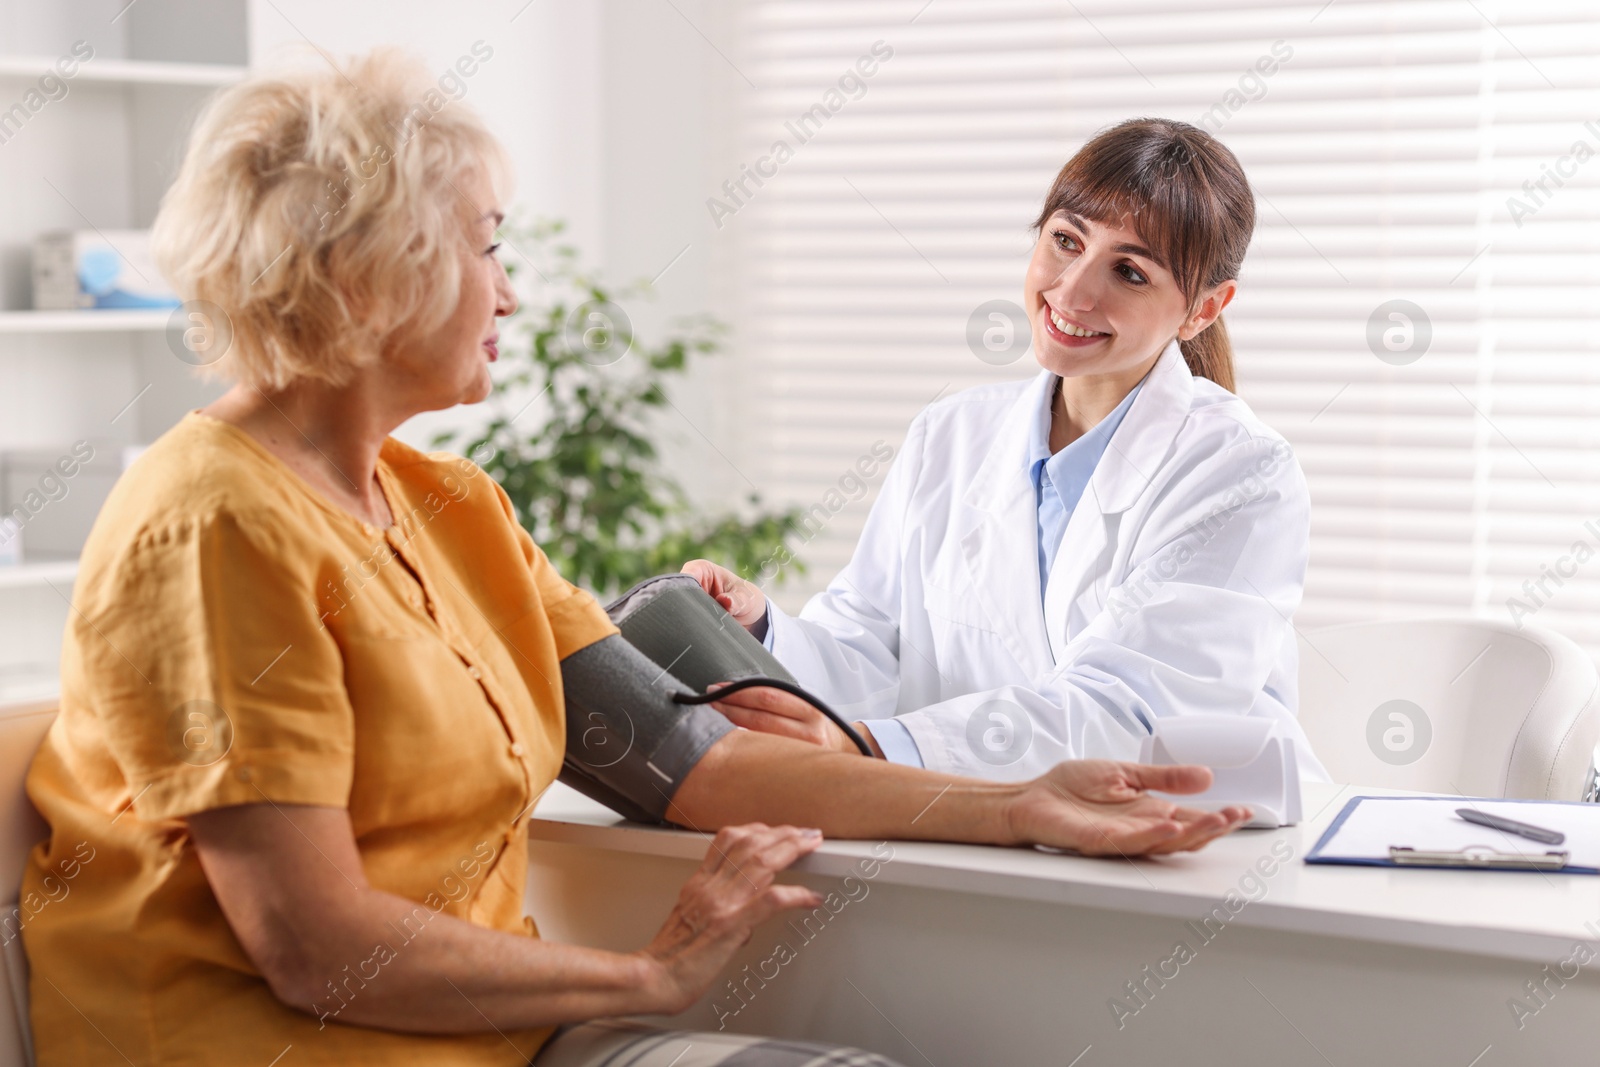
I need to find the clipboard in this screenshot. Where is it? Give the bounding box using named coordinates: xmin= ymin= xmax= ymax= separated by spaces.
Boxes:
xmin=1306 ymin=795 xmax=1600 ymax=875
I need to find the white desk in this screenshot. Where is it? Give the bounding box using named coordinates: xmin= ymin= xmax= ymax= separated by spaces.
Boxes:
xmin=527 ymin=782 xmax=1600 ymax=1067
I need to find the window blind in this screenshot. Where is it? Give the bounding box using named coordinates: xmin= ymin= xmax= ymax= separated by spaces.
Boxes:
xmin=719 ymin=0 xmax=1600 ymax=657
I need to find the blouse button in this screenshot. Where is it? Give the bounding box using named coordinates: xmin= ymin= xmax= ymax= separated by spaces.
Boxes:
xmin=511 ymin=743 xmax=526 ymax=757
xmin=468 ymin=666 xmax=483 ymax=680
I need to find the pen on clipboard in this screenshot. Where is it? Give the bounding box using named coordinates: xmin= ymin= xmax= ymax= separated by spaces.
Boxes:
xmin=1455 ymin=808 xmax=1566 ymax=846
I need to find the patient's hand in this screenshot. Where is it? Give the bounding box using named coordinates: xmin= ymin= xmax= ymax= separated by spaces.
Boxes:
xmin=681 ymin=559 xmax=767 ymax=632
xmin=1009 ymin=761 xmax=1250 ymax=856
xmin=639 ymin=823 xmax=825 ymax=1013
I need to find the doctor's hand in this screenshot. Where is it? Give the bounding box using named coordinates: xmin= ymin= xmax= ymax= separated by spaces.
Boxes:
xmin=706 ymin=682 xmax=876 ymax=756
xmin=1008 ymin=761 xmax=1251 ymax=856
xmin=681 ymin=559 xmax=767 ymax=633
xmin=704 ymin=681 xmax=876 ymax=755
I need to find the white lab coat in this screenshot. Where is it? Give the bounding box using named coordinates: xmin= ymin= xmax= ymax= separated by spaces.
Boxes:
xmin=767 ymin=340 xmax=1328 ymax=781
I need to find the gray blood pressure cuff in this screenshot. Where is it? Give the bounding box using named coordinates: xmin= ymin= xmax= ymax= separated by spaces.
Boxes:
xmin=603 ymin=574 xmax=797 ymax=690
xmin=558 ymin=634 xmax=732 ymax=824
xmin=558 ymin=576 xmax=789 ymax=824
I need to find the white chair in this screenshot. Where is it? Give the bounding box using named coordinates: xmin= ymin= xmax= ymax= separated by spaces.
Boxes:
xmin=1297 ymin=618 xmax=1599 ymax=799
xmin=0 ymin=702 xmax=54 ymax=1067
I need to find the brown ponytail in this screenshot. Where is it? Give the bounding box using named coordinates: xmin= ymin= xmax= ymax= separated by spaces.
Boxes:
xmin=1033 ymin=118 xmax=1255 ymax=392
xmin=1179 ymin=317 xmax=1235 ymax=393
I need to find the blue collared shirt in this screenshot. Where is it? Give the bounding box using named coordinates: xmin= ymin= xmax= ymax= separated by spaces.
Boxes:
xmin=1028 ymin=377 xmax=1144 ymax=600
xmin=863 ymin=374 xmax=1144 ymax=767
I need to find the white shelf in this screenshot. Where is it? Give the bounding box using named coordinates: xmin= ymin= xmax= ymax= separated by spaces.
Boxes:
xmin=0 ymin=56 xmax=245 ymax=87
xmin=0 ymin=561 xmax=78 ymax=590
xmin=0 ymin=309 xmax=170 ymax=334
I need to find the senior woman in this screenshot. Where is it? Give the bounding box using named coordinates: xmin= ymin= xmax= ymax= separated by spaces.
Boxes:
xmin=19 ymin=51 xmax=1249 ymax=1067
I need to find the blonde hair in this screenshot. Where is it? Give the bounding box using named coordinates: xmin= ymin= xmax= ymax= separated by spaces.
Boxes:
xmin=151 ymin=48 xmax=511 ymax=390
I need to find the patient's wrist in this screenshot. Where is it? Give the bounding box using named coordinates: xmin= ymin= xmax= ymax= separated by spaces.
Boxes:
xmin=629 ymin=949 xmax=688 ymax=1016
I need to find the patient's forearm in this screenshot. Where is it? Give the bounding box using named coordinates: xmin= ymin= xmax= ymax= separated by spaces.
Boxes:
xmin=668 ymin=729 xmax=1023 ymax=845
xmin=285 ymin=885 xmax=666 ymax=1032
xmin=190 ymin=804 xmax=674 ymax=1035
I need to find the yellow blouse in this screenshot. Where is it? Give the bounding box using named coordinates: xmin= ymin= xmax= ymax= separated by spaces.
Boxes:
xmin=22 ymin=412 xmax=617 ymax=1066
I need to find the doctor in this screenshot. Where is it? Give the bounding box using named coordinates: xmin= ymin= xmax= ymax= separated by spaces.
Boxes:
xmin=686 ymin=117 xmax=1326 ymax=781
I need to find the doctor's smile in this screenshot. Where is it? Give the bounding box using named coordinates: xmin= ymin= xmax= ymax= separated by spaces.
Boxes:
xmin=1041 ymin=303 xmax=1110 ymax=345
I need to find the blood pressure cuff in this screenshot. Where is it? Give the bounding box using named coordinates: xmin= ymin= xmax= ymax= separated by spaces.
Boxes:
xmin=558 ymin=634 xmax=733 ymax=824
xmin=604 ymin=574 xmax=797 ymax=691
xmin=558 ymin=575 xmax=787 ymax=824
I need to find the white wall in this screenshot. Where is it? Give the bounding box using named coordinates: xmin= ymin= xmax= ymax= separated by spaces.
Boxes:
xmin=593 ymin=0 xmax=749 ymax=512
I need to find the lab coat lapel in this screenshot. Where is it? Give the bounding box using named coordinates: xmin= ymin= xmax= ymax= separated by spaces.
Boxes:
xmin=1090 ymin=340 xmax=1193 ymax=514
xmin=1043 ymin=341 xmax=1195 ymax=653
xmin=959 ymin=370 xmax=1057 ymax=680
